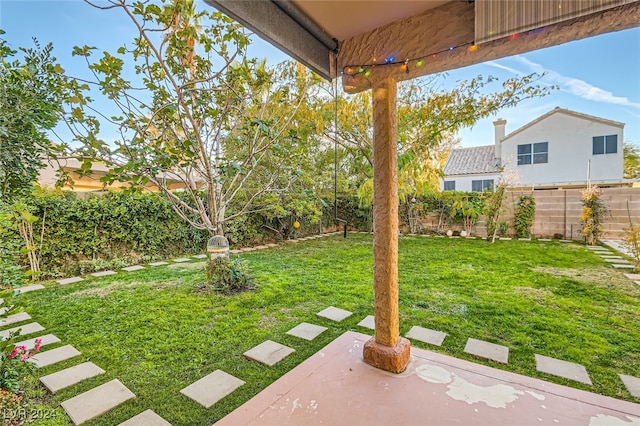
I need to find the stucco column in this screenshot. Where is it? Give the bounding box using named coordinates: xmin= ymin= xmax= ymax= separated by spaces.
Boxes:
xmin=363 ymin=77 xmax=411 ymax=374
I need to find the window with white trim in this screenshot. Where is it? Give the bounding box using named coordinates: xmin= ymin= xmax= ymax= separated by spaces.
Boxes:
xmin=593 ymin=135 xmax=617 ymax=155
xmin=471 ymin=179 xmax=494 ymax=192
xmin=443 ymin=181 xmax=455 ymax=191
xmin=518 ymin=142 xmax=548 ymax=165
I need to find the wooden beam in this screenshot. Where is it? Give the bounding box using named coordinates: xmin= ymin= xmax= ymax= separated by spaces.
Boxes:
xmin=339 ymin=0 xmax=640 ymax=94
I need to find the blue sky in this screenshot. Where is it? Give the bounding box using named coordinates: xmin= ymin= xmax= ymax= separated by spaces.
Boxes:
xmin=1 ymin=0 xmax=639 ymax=148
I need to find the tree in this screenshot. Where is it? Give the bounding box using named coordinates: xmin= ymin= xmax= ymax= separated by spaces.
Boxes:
xmin=324 ymin=74 xmax=553 ymax=205
xmin=0 ymin=32 xmax=66 ymax=201
xmin=63 ymin=0 xmax=315 ymax=237
xmin=623 ymin=142 xmax=640 ymax=180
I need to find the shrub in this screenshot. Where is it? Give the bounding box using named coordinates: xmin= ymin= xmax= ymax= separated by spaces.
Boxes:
xmin=580 ymin=186 xmax=607 ymax=245
xmin=514 ymin=195 xmax=536 ymax=238
xmin=204 ymin=257 xmax=256 ymax=294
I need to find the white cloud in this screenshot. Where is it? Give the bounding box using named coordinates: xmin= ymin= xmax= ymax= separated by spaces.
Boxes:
xmin=484 ymin=61 xmax=522 ymax=75
xmin=514 ymin=56 xmax=640 ymax=109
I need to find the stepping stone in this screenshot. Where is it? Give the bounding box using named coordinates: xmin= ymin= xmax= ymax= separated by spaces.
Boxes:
xmin=464 ymin=338 xmax=509 ymax=364
xmin=612 ymin=264 xmax=635 ymax=269
xmin=535 ymin=354 xmax=592 ymax=385
xmin=285 ymin=240 xmax=298 ymax=243
xmin=119 ymin=410 xmax=172 ymax=426
xmin=518 ymin=238 xmax=531 ymax=241
xmin=619 ymin=374 xmax=640 ymax=399
xmin=61 ymin=379 xmax=135 ymax=425
xmin=635 ymin=281 xmax=640 ymax=286
xmin=317 ymin=306 xmax=353 ymax=322
xmin=286 ymin=322 xmax=327 ymax=341
xmin=265 ymin=243 xmax=277 ymax=248
xmin=90 ymin=270 xmax=117 ymax=277
xmin=31 ymin=345 xmax=81 ymax=368
xmin=57 ymin=277 xmax=84 ymax=285
xmin=40 ymin=362 xmax=105 ymax=393
xmin=538 ymin=238 xmax=552 ymax=241
xmin=405 ymin=326 xmax=447 ymax=346
xmin=499 ymin=237 xmax=511 ymax=241
xmin=603 ymin=258 xmax=630 ymax=263
xmin=17 ymin=284 xmax=45 ymax=294
xmin=149 ymin=261 xmax=168 ymax=267
xmin=229 ymin=249 xmax=242 ymax=254
xmin=180 ymin=370 xmax=245 ymax=408
xmin=357 ymin=315 xmax=375 ymax=330
xmin=121 ymin=265 xmax=145 ymax=272
xmin=243 ymin=340 xmax=295 ymax=366
xmin=0 ymin=298 xmax=3 ymax=305
xmin=559 ymin=240 xmax=572 ymax=242
xmin=601 ymin=256 xmax=623 ymax=259
xmin=192 ymin=254 xmax=207 ymax=259
xmin=0 ymin=322 xmax=45 ymax=339
xmin=624 ymin=273 xmax=640 ymax=280
xmin=0 ymin=311 xmax=31 ymax=327
xmin=15 ymin=333 xmax=60 ymax=349
xmin=172 ymin=258 xmax=191 ymax=263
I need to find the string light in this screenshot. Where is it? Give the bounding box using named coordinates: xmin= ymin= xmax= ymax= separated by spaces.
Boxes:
xmin=342 ymin=28 xmax=531 ymax=79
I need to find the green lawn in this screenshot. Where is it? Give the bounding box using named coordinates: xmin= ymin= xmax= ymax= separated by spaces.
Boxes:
xmin=6 ymin=234 xmax=640 ymax=425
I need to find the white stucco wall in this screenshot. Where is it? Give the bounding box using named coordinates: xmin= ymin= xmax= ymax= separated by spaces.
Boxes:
xmin=442 ymin=173 xmax=501 ymax=192
xmin=500 ymin=112 xmax=624 ymax=187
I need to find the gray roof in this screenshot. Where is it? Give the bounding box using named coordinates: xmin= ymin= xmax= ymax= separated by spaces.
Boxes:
xmin=443 ymin=145 xmax=501 ymax=176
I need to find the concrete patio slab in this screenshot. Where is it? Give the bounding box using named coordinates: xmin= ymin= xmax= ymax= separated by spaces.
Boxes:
xmin=0 ymin=311 xmax=31 ymax=327
xmin=535 ymin=354 xmax=592 ymax=385
xmin=620 ymin=374 xmax=640 ymax=399
xmin=61 ymin=379 xmax=135 ymax=425
xmin=121 ymin=265 xmax=145 ymax=272
xmin=17 ymin=284 xmax=45 ymax=294
xmin=119 ymin=410 xmax=172 ymax=426
xmin=31 ymin=344 xmax=81 ymax=368
xmin=217 ymin=331 xmax=640 ymax=426
xmin=90 ymin=270 xmax=117 ymax=277
xmin=357 ymin=315 xmax=375 ymax=330
xmin=612 ymin=264 xmax=635 ymax=269
xmin=14 ymin=333 xmax=60 ymax=349
xmin=180 ymin=370 xmax=245 ymax=408
xmin=40 ymin=362 xmax=105 ymax=393
xmin=57 ymin=277 xmax=84 ymax=285
xmin=0 ymin=322 xmax=45 ymax=339
xmin=286 ymin=323 xmax=327 ymax=341
xmin=243 ymin=340 xmax=295 ymax=366
xmin=317 ymin=306 xmax=353 ymax=322
xmin=172 ymin=258 xmax=191 ymax=263
xmin=624 ymin=273 xmax=640 ymax=280
xmin=405 ymin=326 xmax=446 ymax=346
xmin=149 ymin=261 xmax=169 ymax=266
xmin=464 ymin=338 xmax=509 ymax=364
xmin=192 ymin=254 xmax=208 ymax=259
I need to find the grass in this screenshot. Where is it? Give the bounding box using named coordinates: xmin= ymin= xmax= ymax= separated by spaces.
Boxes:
xmin=3 ymin=234 xmax=640 ymax=425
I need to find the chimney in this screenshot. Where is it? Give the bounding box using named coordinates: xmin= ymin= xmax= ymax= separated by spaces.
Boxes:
xmin=493 ymin=118 xmax=506 ymax=159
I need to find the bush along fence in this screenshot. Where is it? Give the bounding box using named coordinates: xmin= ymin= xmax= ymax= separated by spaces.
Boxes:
xmin=2 ymin=187 xmax=640 ymax=284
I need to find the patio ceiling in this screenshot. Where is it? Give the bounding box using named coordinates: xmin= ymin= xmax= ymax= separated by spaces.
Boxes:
xmin=204 ymin=0 xmax=640 ymax=93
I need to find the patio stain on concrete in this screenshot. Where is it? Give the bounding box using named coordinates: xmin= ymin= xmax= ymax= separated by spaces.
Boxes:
xmin=589 ymin=414 xmax=640 ymax=426
xmin=416 ymin=363 xmax=524 ymax=408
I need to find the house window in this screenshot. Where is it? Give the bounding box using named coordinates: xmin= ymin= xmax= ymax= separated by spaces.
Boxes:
xmin=443 ymin=181 xmax=455 ymax=191
xmin=518 ymin=142 xmax=548 ymax=165
xmin=471 ymin=179 xmax=494 ymax=192
xmin=593 ymin=135 xmax=617 ymax=155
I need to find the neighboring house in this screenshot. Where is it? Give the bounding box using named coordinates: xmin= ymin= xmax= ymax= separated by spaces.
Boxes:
xmin=38 ymin=157 xmax=188 ymax=193
xmin=442 ymin=107 xmax=626 ymax=191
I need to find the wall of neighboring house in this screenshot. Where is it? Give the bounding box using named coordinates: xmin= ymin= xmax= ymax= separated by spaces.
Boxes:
xmin=442 ymin=173 xmax=500 ymax=192
xmin=500 ymin=112 xmax=624 ymax=187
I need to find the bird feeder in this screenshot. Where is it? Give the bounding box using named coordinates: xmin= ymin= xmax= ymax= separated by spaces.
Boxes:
xmin=207 ymin=235 xmax=229 ymax=259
